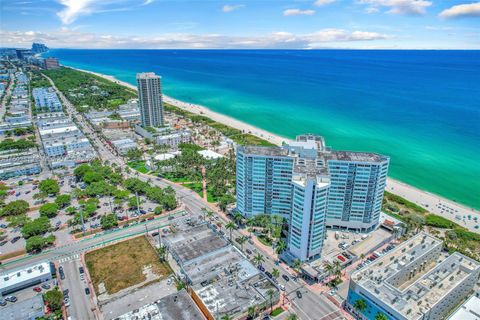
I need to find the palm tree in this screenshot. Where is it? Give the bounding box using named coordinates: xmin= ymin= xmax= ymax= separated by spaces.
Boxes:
xmin=323 ymin=261 xmax=334 ymax=279
xmin=237 ymin=236 xmax=247 ymax=251
xmin=275 ymin=240 xmax=287 ymax=254
xmin=225 ymin=221 xmax=236 ymax=241
xmin=292 ymin=259 xmax=302 ymax=271
xmin=333 ymin=260 xmax=342 ymax=278
xmin=253 ymin=253 xmax=265 ymax=266
xmin=286 ymin=314 xmax=298 ymax=320
xmin=375 ymin=312 xmax=388 ymax=320
xmin=266 ymin=288 xmax=275 ymax=313
xmin=272 ymin=268 xmax=280 ymax=279
xmin=247 ymin=305 xmax=257 ymax=319
xmin=221 ymin=314 xmax=232 ymax=320
xmin=353 ymin=299 xmax=367 ymax=313
xmin=233 ymin=212 xmax=244 ymax=226
xmin=157 ymin=245 xmax=167 ymax=262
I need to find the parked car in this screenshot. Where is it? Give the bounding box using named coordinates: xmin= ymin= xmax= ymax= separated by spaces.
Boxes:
xmin=33 ymin=287 xmax=42 ymax=292
xmin=265 ymin=271 xmax=272 ymax=278
xmin=151 ymin=232 xmax=159 ymax=237
xmin=79 ymin=266 xmax=84 ymax=274
xmin=10 ymin=236 xmax=21 ymax=243
xmin=5 ymin=296 xmax=17 ymax=302
xmin=296 ymin=291 xmax=302 ymax=299
xmin=0 ymin=299 xmax=6 ymax=306
xmin=0 ymin=241 xmax=8 ymax=246
xmin=63 ymin=289 xmax=69 ymax=296
xmin=85 ymin=287 xmax=90 ymax=295
xmin=279 ymin=284 xmax=285 ymax=291
xmin=41 ymin=283 xmax=51 ymax=290
xmin=245 ymin=249 xmax=253 ymax=255
xmin=282 ymin=274 xmax=290 ymax=282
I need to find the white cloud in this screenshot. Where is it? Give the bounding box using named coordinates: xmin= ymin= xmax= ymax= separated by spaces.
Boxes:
xmin=365 ymin=7 xmax=380 ymax=13
xmin=222 ymin=4 xmax=245 ymax=12
xmin=0 ymin=28 xmax=391 ymax=49
xmin=314 ymin=0 xmax=336 ymax=6
xmin=439 ymin=2 xmax=480 ymax=19
xmin=357 ymin=0 xmax=432 ymax=15
xmin=56 ymin=0 xmax=154 ymax=24
xmin=283 ymin=9 xmax=316 ymax=16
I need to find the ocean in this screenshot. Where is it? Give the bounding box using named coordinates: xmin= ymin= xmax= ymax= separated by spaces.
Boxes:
xmin=48 ymin=49 xmax=480 ymax=209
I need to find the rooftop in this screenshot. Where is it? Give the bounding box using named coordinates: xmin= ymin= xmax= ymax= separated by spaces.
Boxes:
xmin=165 ymin=224 xmax=228 ymax=264
xmin=327 ymin=151 xmax=389 ymax=163
xmin=194 ymin=273 xmax=278 ymax=318
xmin=182 ymin=246 xmax=251 ymax=285
xmin=238 ymin=145 xmax=289 ymax=157
xmin=0 ymin=262 xmax=51 ymax=290
xmin=448 ymin=294 xmax=480 ymax=320
xmin=137 ymin=72 xmax=160 ymax=80
xmin=0 ymin=295 xmax=44 ymax=320
xmin=115 ymin=290 xmax=204 ymax=320
xmin=352 ymin=233 xmax=480 ymax=319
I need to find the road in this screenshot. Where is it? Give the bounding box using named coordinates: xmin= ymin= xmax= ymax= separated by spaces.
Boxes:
xmin=3 ymin=210 xmax=188 ymax=270
xmin=60 ymin=258 xmax=96 ymax=320
xmin=36 ymin=74 xmax=343 ymax=319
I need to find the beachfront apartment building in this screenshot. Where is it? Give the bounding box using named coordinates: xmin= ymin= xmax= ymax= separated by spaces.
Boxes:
xmin=236 ymin=146 xmax=293 ymax=219
xmin=346 ymin=232 xmax=480 ymax=320
xmin=236 ymin=134 xmax=389 ymax=261
xmin=136 ymin=72 xmax=164 ymax=127
xmin=326 ymin=151 xmax=389 ymax=232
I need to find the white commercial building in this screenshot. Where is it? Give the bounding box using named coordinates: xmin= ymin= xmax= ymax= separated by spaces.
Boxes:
xmin=346 ymin=232 xmax=480 ymax=320
xmin=0 ymin=262 xmax=53 ymax=296
xmin=448 ymin=294 xmax=480 ymax=320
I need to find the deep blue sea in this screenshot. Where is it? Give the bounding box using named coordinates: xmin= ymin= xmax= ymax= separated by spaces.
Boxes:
xmin=48 ymin=49 xmax=480 ymax=209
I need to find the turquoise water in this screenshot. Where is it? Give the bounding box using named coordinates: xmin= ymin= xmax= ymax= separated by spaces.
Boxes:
xmin=48 ymin=49 xmax=480 ymax=209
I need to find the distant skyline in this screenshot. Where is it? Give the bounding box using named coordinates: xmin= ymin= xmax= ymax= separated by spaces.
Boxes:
xmin=1 ymin=0 xmax=480 ymax=49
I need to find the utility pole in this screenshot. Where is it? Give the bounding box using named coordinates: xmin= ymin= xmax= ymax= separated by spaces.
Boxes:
xmin=135 ymin=191 xmax=140 ymax=214
xmin=80 ymin=210 xmax=86 ymax=236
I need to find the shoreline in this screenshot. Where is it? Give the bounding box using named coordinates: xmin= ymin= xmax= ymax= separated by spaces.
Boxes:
xmin=67 ymin=66 xmax=480 ymax=232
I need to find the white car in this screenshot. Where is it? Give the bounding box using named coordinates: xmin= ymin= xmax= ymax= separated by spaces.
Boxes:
xmin=278 ymin=284 xmax=285 ymax=291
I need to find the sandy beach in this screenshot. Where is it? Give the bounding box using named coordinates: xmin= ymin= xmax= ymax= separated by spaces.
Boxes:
xmin=71 ymin=66 xmax=480 ymax=233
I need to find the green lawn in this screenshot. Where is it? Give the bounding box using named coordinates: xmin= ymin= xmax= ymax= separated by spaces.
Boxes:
xmin=271 ymin=307 xmax=284 ymax=317
xmin=128 ymin=161 xmax=149 ymax=174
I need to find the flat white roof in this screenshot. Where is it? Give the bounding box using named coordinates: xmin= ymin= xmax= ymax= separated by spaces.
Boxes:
xmin=448 ymin=295 xmax=480 ymax=320
xmin=0 ymin=262 xmax=51 ymax=290
xmin=198 ymin=149 xmax=223 ymax=160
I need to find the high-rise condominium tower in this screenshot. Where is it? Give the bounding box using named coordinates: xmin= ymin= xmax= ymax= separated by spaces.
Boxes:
xmin=136 ymin=72 xmax=164 ymax=127
xmin=236 ymin=134 xmax=389 ymax=261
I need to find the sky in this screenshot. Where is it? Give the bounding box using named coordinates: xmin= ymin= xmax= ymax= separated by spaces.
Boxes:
xmin=1 ymin=0 xmax=479 ymax=49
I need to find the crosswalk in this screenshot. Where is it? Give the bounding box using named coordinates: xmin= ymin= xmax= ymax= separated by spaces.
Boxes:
xmin=57 ymin=253 xmax=80 ymax=263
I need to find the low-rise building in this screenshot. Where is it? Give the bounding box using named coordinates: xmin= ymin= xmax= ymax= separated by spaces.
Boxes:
xmin=110 ymin=138 xmax=138 ymax=155
xmin=32 ymin=87 xmax=62 ymax=112
xmin=135 ymin=125 xmax=191 ymax=150
xmin=164 ymin=222 xmax=279 ymax=320
xmin=0 ymin=295 xmax=45 ymax=320
xmin=346 ymin=232 xmax=480 ymax=320
xmin=0 ymin=149 xmax=41 ymax=180
xmin=0 ymin=262 xmax=53 ymax=296
xmin=36 ymin=112 xmax=97 ymax=168
xmin=116 ymin=290 xmax=204 ymax=320
xmin=447 ymin=294 xmax=480 ymax=320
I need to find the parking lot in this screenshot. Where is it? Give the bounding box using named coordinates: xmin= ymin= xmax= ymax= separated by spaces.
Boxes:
xmin=0 ymin=174 xmax=162 ymax=259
